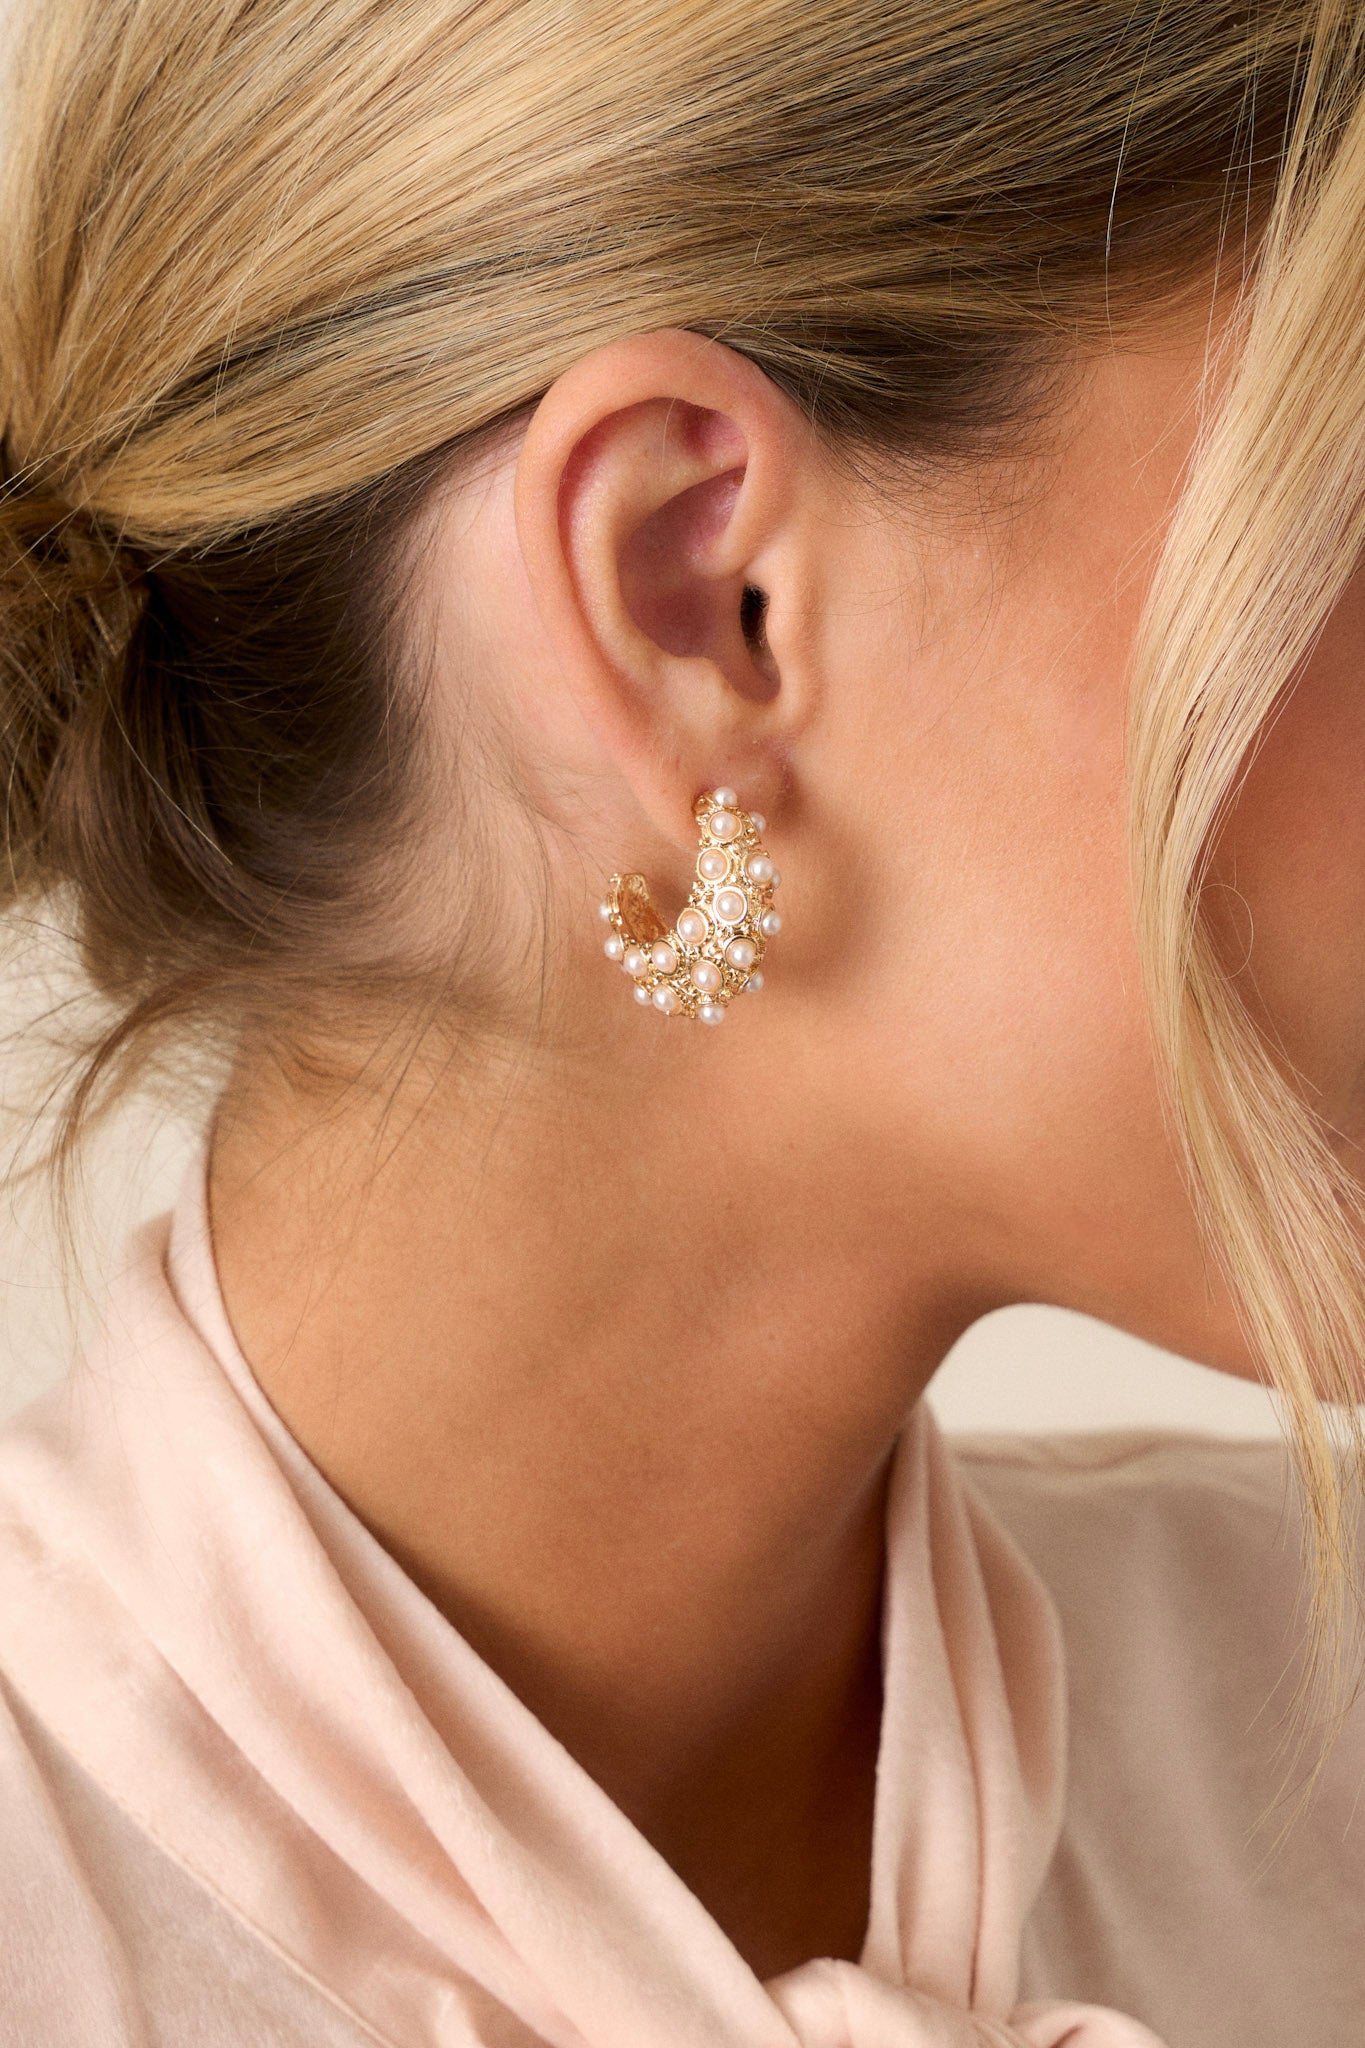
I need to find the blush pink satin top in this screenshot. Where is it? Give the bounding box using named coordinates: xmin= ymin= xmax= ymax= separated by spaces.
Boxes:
xmin=0 ymin=1150 xmax=1361 ymax=2046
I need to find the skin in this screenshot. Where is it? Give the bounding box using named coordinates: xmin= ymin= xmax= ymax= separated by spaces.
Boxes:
xmin=208 ymin=308 xmax=1365 ymax=1980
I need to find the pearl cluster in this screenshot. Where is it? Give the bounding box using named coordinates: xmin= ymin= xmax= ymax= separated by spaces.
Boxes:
xmin=597 ymin=787 xmax=782 ymax=1024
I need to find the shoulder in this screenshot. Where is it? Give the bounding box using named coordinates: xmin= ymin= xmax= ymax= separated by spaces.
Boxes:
xmin=965 ymin=1439 xmax=1365 ymax=2031
xmin=948 ymin=1427 xmax=1307 ymax=1718
xmin=950 ymin=1424 xmax=1296 ymax=1559
xmin=0 ymin=1670 xmax=382 ymax=2047
xmin=0 ymin=1669 xmax=144 ymax=2041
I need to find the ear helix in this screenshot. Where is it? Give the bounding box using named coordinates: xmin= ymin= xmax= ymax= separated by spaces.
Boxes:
xmin=596 ymin=789 xmax=782 ymax=1025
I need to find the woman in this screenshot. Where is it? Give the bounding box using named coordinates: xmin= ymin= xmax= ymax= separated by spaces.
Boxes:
xmin=1 ymin=0 xmax=1364 ymax=2041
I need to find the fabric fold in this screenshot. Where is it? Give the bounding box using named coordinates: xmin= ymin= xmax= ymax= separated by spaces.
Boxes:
xmin=771 ymin=1963 xmax=1166 ymax=2047
xmin=0 ymin=1148 xmax=1168 ymax=2046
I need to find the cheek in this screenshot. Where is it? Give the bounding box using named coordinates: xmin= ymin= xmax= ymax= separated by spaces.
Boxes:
xmin=838 ymin=550 xmax=1254 ymax=1356
xmin=853 ymin=594 xmax=1165 ymax=1215
xmin=893 ymin=551 xmax=1145 ymax=1144
xmin=1205 ymin=560 xmax=1365 ymax=1134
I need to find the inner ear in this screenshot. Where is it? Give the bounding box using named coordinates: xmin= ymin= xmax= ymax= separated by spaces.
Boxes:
xmin=618 ymin=467 xmax=777 ymax=702
xmin=618 ymin=468 xmax=743 ymax=657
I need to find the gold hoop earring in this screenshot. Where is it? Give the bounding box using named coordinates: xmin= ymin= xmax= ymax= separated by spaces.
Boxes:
xmin=596 ymin=788 xmax=782 ymax=1025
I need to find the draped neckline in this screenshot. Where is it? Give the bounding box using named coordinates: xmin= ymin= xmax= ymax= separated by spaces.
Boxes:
xmin=0 ymin=1145 xmax=1165 ymax=2046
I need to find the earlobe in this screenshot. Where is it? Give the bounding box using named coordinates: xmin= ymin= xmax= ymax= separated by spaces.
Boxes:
xmin=511 ymin=329 xmax=811 ymax=840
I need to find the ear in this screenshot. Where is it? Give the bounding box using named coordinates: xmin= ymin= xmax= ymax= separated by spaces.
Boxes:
xmin=512 ymin=327 xmax=820 ymax=847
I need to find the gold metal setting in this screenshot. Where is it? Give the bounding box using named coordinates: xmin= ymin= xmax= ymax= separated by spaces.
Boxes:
xmin=597 ymin=789 xmax=782 ymax=1024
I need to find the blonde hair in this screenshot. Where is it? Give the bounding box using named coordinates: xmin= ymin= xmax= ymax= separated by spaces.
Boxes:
xmin=1129 ymin=2 xmax=1365 ymax=1828
xmin=2 ymin=0 xmax=1363 ymax=1808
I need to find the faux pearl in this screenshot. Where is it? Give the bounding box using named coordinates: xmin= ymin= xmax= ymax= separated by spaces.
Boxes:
xmin=760 ymin=909 xmax=782 ymax=937
xmin=633 ymin=983 xmax=654 ymax=1006
xmin=650 ymin=940 xmax=678 ymax=974
xmin=652 ymin=984 xmax=679 ymax=1014
xmin=749 ymin=811 xmax=766 ymax=833
xmin=698 ymin=848 xmax=729 ymax=882
xmin=711 ymin=785 xmax=738 ymax=808
xmin=622 ymin=945 xmax=650 ymax=977
xmin=725 ymin=935 xmax=756 ymax=971
xmin=712 ymin=886 xmax=748 ymax=925
xmin=745 ymin=853 xmax=774 ymax=885
xmin=709 ymin=809 xmax=741 ymax=841
xmin=770 ymin=869 xmax=782 ymax=889
xmin=603 ymin=933 xmax=625 ymax=961
xmin=745 ymin=971 xmax=765 ymax=994
xmin=691 ymin=958 xmax=722 ymax=994
xmin=598 ymin=899 xmax=613 ymax=922
xmin=697 ymin=1001 xmax=726 ymax=1026
xmin=676 ymin=907 xmax=709 ymax=946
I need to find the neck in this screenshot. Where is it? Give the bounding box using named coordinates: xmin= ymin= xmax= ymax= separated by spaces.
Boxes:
xmin=206 ymin=1017 xmax=993 ymax=1974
